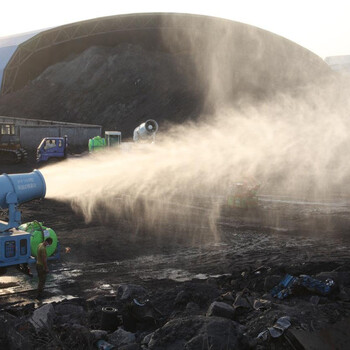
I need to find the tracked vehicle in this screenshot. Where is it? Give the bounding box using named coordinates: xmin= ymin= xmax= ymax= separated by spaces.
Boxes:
xmin=0 ymin=123 xmax=27 ymax=163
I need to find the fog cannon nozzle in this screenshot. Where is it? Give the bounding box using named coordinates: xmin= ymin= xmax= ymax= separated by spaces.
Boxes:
xmin=0 ymin=170 xmax=46 ymax=208
xmin=133 ymin=119 xmax=159 ymax=142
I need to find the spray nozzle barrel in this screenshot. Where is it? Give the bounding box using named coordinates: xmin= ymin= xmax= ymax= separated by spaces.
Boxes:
xmin=133 ymin=119 xmax=158 ymax=142
xmin=0 ymin=170 xmax=46 ymax=208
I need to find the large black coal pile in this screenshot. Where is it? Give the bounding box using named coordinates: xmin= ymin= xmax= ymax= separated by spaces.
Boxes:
xmin=0 ymin=16 xmax=331 ymax=137
xmin=0 ymin=44 xmax=202 ymax=137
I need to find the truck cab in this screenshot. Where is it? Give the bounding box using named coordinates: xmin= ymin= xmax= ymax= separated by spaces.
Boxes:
xmin=37 ymin=136 xmax=68 ymax=163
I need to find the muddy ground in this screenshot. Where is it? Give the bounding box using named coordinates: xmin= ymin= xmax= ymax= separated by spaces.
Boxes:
xmin=1 ymin=160 xmax=350 ymax=349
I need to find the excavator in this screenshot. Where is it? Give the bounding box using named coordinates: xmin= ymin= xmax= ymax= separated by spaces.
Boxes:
xmin=0 ymin=123 xmax=28 ymax=164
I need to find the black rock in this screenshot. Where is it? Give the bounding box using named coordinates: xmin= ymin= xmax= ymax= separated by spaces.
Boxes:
xmin=206 ymin=301 xmax=235 ymax=320
xmin=148 ymin=315 xmax=249 ymax=350
xmin=264 ymin=275 xmax=282 ymax=292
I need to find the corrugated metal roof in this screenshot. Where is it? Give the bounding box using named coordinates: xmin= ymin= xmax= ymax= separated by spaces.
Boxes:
xmin=0 ymin=30 xmax=43 ymax=87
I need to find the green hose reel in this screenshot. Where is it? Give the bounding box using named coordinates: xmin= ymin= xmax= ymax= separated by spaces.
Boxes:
xmin=19 ymin=221 xmax=58 ymax=257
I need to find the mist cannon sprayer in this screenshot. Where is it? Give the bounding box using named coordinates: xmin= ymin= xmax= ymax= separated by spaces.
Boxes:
xmin=0 ymin=170 xmax=46 ymax=232
xmin=133 ymin=119 xmax=158 ymax=143
xmin=0 ymin=170 xmax=58 ymax=274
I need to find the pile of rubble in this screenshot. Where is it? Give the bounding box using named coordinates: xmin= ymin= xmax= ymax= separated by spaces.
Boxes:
xmin=1 ymin=261 xmax=349 ymax=350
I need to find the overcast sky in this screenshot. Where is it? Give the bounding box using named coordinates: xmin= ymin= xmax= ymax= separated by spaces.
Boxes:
xmin=0 ymin=0 xmax=349 ymax=59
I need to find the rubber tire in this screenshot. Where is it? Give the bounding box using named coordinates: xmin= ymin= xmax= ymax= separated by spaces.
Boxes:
xmin=101 ymin=306 xmax=120 ymax=331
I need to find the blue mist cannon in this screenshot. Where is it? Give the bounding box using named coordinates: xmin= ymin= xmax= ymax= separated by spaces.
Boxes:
xmin=0 ymin=170 xmax=46 ymax=232
xmin=0 ymin=170 xmax=46 ymax=269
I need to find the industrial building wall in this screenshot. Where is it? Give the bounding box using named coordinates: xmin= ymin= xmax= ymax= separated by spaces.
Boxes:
xmin=0 ymin=115 xmax=100 ymax=127
xmin=60 ymin=126 xmax=101 ymax=147
xmin=19 ymin=126 xmax=101 ymax=149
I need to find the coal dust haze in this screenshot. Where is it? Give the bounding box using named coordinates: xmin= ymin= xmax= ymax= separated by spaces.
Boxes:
xmin=38 ymin=19 xmax=350 ymax=233
xmin=42 ymin=75 xmax=350 ymax=230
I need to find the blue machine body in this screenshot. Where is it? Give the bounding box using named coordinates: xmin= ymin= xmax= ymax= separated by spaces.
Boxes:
xmin=0 ymin=170 xmax=50 ymax=268
xmin=36 ymin=136 xmax=68 ymax=163
xmin=0 ymin=230 xmax=32 ymax=267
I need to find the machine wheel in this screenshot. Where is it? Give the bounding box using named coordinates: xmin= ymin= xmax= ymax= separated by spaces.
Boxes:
xmin=0 ymin=267 xmax=7 ymax=276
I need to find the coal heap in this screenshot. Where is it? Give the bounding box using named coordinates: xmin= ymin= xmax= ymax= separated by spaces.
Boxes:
xmin=0 ymin=16 xmax=331 ymax=137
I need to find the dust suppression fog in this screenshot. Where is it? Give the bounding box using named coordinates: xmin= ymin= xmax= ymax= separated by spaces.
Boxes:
xmin=35 ymin=19 xmax=350 ymax=233
xmin=42 ymin=74 xmax=350 ymax=230
xmin=2 ymin=14 xmax=350 ymax=348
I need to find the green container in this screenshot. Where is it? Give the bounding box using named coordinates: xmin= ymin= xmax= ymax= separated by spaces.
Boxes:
xmin=19 ymin=221 xmax=58 ymax=257
xmin=88 ymin=136 xmax=106 ymax=152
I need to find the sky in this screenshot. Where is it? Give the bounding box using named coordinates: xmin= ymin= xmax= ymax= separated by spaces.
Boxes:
xmin=0 ymin=0 xmax=349 ymax=59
